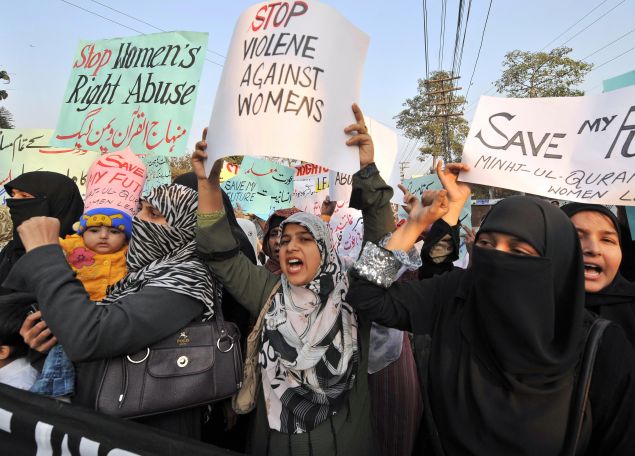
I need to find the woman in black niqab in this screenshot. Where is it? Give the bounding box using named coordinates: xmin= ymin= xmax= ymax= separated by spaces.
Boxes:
xmin=562 ymin=203 xmax=635 ymax=347
xmin=440 ymin=196 xmax=588 ymax=455
xmin=348 ymin=195 xmax=624 ymax=455
xmin=1 ymin=172 xmax=83 ymax=293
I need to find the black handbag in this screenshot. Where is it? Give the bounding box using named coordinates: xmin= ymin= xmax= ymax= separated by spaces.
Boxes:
xmin=95 ymin=297 xmax=243 ymax=419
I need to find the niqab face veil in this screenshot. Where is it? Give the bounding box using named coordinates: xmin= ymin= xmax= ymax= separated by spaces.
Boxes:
xmin=1 ymin=172 xmax=83 ymax=294
xmin=102 ymin=184 xmax=217 ymax=320
xmin=430 ymin=196 xmax=588 ymax=455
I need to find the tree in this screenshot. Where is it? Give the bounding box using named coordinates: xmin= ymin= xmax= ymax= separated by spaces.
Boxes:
xmin=494 ymin=47 xmax=592 ymax=98
xmin=0 ymin=107 xmax=14 ymax=129
xmin=0 ymin=69 xmax=14 ymax=128
xmin=396 ymin=71 xmax=470 ymax=164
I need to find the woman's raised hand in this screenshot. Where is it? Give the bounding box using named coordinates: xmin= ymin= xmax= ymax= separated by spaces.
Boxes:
xmin=191 ymin=128 xmax=223 ymax=183
xmin=436 ymin=160 xmax=471 ymax=225
xmin=398 ymin=184 xmax=418 ymax=215
xmin=436 ymin=160 xmax=471 ymax=206
xmin=345 ymin=103 xmax=374 ymax=169
xmin=409 ymin=190 xmax=450 ymax=229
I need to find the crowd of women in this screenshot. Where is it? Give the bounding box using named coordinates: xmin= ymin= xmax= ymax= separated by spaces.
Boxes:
xmin=0 ymin=104 xmax=634 ymax=455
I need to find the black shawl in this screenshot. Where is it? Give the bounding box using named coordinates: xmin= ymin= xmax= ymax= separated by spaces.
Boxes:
xmin=562 ymin=203 xmax=635 ymax=347
xmin=429 ymin=196 xmax=587 ymax=455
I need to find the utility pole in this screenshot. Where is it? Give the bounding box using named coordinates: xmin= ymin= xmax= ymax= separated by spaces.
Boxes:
xmin=399 ymin=160 xmax=409 ymax=180
xmin=424 ymin=75 xmax=463 ymax=166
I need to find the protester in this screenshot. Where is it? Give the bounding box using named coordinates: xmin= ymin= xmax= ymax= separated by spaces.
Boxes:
xmin=236 ymin=218 xmax=260 ymax=262
xmin=0 ymin=206 xmax=12 ymax=250
xmin=30 ymin=151 xmax=146 ymax=399
xmin=193 ymin=104 xmax=383 ymax=455
xmin=348 ymin=176 xmax=635 ymax=454
xmin=261 ymin=207 xmax=301 ymax=274
xmin=0 ymin=172 xmax=84 ymax=296
xmin=0 ymin=297 xmax=37 ymax=390
xmin=8 ymin=184 xmax=217 ymax=438
xmin=563 ymin=203 xmax=635 ymax=347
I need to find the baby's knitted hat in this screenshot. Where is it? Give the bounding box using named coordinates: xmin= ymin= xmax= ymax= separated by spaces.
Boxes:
xmin=77 ymin=148 xmax=147 ymax=238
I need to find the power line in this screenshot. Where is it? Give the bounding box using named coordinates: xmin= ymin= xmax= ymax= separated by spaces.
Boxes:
xmin=88 ymin=0 xmax=226 ymax=59
xmin=580 ymin=26 xmax=635 ymax=60
xmin=422 ymin=0 xmax=430 ymax=79
xmin=593 ymin=44 xmax=635 ymax=71
xmin=540 ymin=0 xmax=611 ymax=50
xmin=464 ymin=0 xmax=493 ymax=104
xmin=455 ymin=0 xmax=473 ymax=77
xmin=58 ymin=0 xmax=223 ymax=67
xmin=438 ymin=0 xmax=448 ymax=69
xmin=559 ymin=0 xmax=626 ymax=47
xmin=60 ymin=0 xmax=144 ymax=34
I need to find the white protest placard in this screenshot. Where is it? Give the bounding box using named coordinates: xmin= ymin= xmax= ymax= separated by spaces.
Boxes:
xmin=461 ymin=86 xmax=635 ymax=205
xmin=206 ymin=1 xmax=369 ymax=175
xmin=292 ymin=162 xmax=329 ymax=213
xmin=329 ymin=205 xmax=363 ymax=259
xmin=328 ymin=116 xmax=398 ymax=201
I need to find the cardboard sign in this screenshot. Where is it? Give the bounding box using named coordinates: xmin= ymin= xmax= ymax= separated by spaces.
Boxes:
xmin=1 ymin=129 xmax=99 ymax=203
xmin=51 ymin=31 xmax=208 ymax=156
xmin=222 ymin=156 xmax=294 ymax=218
xmin=461 ymin=86 xmax=635 ymax=205
xmin=206 ymin=1 xmax=369 ymax=174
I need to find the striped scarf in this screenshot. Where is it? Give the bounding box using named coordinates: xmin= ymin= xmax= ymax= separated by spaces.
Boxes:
xmin=102 ymin=184 xmax=216 ymax=320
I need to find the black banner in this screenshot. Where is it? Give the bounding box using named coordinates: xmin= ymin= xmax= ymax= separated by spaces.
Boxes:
xmin=0 ymin=384 xmax=243 ymax=455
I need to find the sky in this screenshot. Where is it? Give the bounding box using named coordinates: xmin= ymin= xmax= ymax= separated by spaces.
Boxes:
xmin=2 ymin=0 xmax=635 ymax=177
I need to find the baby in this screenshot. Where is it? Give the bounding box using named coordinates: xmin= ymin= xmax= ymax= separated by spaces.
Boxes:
xmin=30 ymin=148 xmax=146 ymax=398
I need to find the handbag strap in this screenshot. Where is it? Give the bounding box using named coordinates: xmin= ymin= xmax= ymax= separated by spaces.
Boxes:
xmin=563 ymin=317 xmax=611 ymax=456
xmin=255 ymin=280 xmax=282 ymax=330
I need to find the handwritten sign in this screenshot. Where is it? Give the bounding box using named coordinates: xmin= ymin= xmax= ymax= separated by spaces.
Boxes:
xmin=626 ymin=207 xmax=635 ymax=239
xmin=220 ymin=161 xmax=240 ymax=183
xmin=1 ymin=129 xmax=99 ymax=203
xmin=222 ymin=156 xmax=294 ymax=218
xmin=292 ymin=163 xmax=329 ymax=213
xmin=206 ymin=1 xmax=369 ymax=174
xmin=398 ymin=173 xmax=472 ymax=229
xmin=141 ymin=155 xmax=171 ymax=194
xmin=51 ymin=31 xmax=208 ymax=156
xmin=329 ymin=204 xmax=363 ymax=259
xmin=84 ymin=148 xmax=146 ymax=216
xmin=461 ymin=86 xmax=635 ymax=205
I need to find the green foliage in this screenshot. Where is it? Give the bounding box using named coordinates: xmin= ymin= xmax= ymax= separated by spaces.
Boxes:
xmin=494 ymin=47 xmax=593 ymax=98
xmin=0 ymin=107 xmax=14 ymax=129
xmin=396 ymin=71 xmax=469 ymax=163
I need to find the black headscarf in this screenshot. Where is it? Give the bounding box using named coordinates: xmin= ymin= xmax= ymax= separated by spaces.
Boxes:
xmin=173 ymin=172 xmax=256 ymax=265
xmin=562 ymin=203 xmax=635 ymax=346
xmin=1 ymin=172 xmax=83 ymax=293
xmin=430 ymin=196 xmax=588 ymax=455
